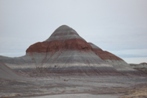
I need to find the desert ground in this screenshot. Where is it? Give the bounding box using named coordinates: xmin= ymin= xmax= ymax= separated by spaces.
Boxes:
xmin=0 ymin=73 xmax=147 ymax=98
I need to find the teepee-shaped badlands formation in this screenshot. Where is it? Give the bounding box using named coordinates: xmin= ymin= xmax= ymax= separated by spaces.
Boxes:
xmin=0 ymin=25 xmax=135 ymax=75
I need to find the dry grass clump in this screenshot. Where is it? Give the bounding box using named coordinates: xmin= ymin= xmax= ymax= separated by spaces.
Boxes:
xmin=120 ymin=85 xmax=147 ymax=98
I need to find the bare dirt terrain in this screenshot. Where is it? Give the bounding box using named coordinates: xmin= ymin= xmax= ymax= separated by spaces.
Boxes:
xmin=0 ymin=74 xmax=147 ymax=98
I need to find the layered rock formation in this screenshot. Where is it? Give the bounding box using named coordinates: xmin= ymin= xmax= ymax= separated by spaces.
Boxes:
xmin=25 ymin=25 xmax=116 ymax=74
xmin=0 ymin=25 xmax=136 ymax=74
xmin=26 ymin=25 xmax=92 ymax=53
xmin=89 ymin=43 xmax=122 ymax=60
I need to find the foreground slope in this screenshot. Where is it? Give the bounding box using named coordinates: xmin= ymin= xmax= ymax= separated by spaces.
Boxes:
xmin=0 ymin=62 xmax=22 ymax=80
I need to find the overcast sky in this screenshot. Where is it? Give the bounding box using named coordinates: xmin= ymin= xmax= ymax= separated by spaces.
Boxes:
xmin=0 ymin=0 xmax=147 ymax=63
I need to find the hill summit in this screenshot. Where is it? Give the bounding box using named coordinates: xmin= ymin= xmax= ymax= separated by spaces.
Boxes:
xmin=46 ymin=25 xmax=82 ymax=41
xmin=26 ymin=25 xmax=91 ymax=53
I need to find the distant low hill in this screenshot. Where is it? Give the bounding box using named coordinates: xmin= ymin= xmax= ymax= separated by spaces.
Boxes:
xmin=130 ymin=62 xmax=147 ymax=74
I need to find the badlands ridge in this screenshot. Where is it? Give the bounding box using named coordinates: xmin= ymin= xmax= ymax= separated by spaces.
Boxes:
xmin=0 ymin=25 xmax=147 ymax=98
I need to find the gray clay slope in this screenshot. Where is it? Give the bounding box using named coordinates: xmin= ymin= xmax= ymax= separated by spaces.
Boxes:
xmin=0 ymin=62 xmax=23 ymax=80
xmin=89 ymin=43 xmax=135 ymax=71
